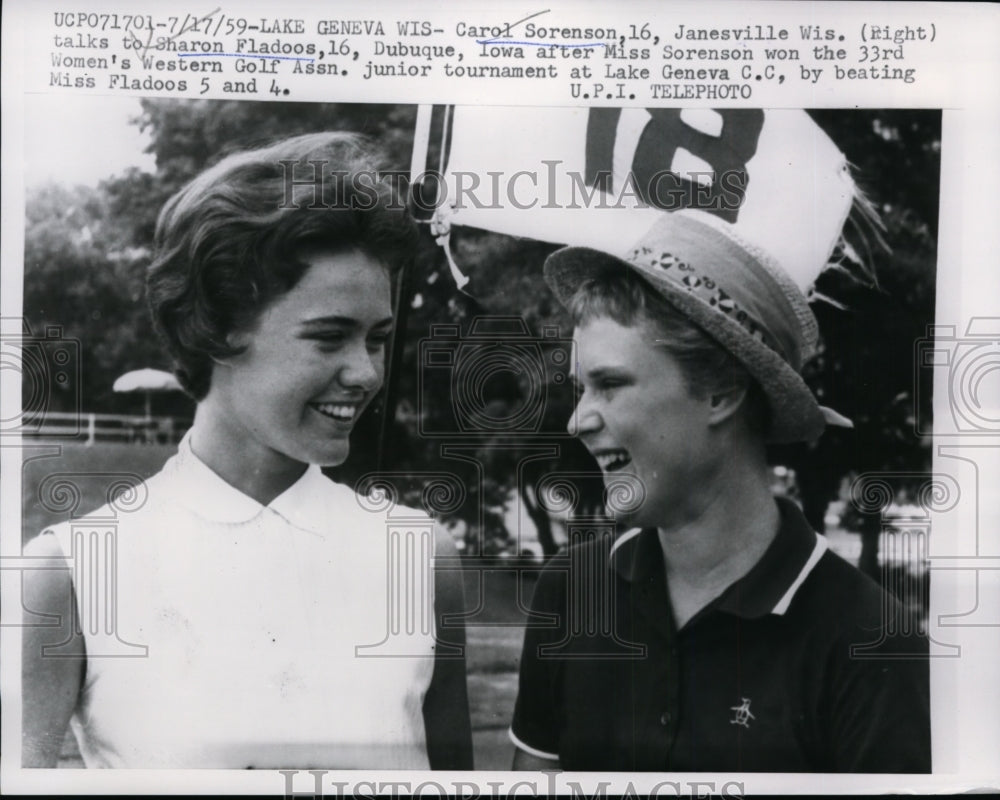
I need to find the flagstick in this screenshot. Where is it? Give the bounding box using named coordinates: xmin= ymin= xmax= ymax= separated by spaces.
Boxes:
xmin=376 ymin=105 xmax=435 ymax=473
xmin=376 ymin=259 xmax=415 ymax=473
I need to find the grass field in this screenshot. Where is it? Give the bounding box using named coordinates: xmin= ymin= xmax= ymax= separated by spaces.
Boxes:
xmin=21 ymin=442 xmax=176 ymax=543
xmin=20 ymin=442 xmax=528 ymax=769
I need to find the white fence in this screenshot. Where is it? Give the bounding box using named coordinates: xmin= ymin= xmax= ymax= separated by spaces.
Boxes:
xmin=19 ymin=412 xmax=191 ymax=445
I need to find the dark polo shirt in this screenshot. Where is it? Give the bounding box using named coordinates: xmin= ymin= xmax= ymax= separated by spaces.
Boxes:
xmin=510 ymin=498 xmax=930 ymax=772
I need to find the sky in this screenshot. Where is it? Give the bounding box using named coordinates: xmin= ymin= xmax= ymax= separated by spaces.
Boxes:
xmin=24 ymin=94 xmax=157 ymax=187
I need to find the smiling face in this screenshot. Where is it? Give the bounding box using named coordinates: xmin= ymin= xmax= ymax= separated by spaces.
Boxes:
xmin=570 ymin=315 xmax=722 ymax=530
xmin=204 ymin=247 xmax=393 ymax=475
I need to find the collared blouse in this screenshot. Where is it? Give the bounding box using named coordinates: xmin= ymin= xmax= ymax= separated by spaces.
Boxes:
xmin=44 ymin=434 xmax=437 ymax=768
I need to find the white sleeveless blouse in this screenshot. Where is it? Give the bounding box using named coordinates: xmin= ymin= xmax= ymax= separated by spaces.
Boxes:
xmin=45 ymin=436 xmax=436 ymax=768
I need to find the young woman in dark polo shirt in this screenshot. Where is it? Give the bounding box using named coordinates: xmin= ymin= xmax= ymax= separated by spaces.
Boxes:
xmin=509 ymin=114 xmax=931 ymax=773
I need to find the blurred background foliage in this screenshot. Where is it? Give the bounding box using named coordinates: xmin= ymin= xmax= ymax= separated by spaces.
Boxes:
xmin=22 ymin=102 xmax=940 ymax=575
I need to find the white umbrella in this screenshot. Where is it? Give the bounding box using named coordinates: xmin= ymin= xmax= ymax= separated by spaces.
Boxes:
xmin=113 ymin=368 xmax=183 ymax=419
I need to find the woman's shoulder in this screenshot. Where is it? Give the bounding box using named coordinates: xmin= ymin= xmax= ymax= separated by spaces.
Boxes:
xmin=23 ymin=527 xmax=71 ymax=561
xmin=318 ymin=473 xmax=439 ymax=524
xmin=316 ymin=474 xmax=460 ymax=557
xmin=793 ymin=548 xmax=916 ymax=642
xmin=31 ymin=459 xmax=181 ymax=554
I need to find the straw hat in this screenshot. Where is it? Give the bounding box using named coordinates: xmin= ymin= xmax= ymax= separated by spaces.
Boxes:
xmin=542 ymin=110 xmax=872 ymax=443
xmin=431 ymin=107 xmax=876 ymax=441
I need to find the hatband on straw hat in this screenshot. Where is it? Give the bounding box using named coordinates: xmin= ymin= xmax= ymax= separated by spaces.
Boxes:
xmin=545 ymin=209 xmax=851 ymax=443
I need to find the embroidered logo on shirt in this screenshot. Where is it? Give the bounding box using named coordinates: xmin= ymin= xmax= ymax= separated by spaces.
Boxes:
xmin=730 ymin=698 xmax=755 ymax=728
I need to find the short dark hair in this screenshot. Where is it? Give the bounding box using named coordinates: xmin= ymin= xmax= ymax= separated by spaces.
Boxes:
xmin=147 ymin=132 xmax=417 ymax=400
xmin=566 ymin=268 xmax=770 ymax=433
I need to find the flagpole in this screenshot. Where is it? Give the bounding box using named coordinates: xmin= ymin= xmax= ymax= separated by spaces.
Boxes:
xmin=376 ymin=260 xmax=415 ymax=473
xmin=376 ymin=105 xmax=436 ymax=473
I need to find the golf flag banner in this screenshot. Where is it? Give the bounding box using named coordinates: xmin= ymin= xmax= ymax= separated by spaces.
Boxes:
xmin=432 ymin=107 xmax=860 ymax=296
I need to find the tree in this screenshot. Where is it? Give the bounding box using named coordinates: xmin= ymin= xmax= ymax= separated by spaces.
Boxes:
xmin=773 ymin=110 xmax=940 ymax=578
xmin=23 ymin=182 xmax=163 ymax=414
xmin=22 ymin=103 xmax=941 ymax=571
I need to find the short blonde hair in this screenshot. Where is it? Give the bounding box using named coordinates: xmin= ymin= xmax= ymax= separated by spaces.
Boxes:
xmin=567 ymin=268 xmax=770 ymax=432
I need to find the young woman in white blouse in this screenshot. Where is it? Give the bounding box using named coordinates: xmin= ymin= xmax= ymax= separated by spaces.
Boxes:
xmin=23 ymin=132 xmax=472 ymax=769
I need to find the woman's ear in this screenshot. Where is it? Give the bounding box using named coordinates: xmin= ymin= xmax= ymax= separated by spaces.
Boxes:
xmin=707 ymin=382 xmax=750 ymax=427
xmin=216 ymin=327 xmax=252 ymax=363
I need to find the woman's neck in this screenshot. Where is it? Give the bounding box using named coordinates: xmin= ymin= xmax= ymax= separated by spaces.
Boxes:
xmin=656 ymin=446 xmax=780 ymax=628
xmin=187 ymin=405 xmax=308 ymax=507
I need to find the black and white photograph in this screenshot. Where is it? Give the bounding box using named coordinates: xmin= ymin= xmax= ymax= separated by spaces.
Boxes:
xmin=2 ymin=1 xmax=999 ymax=796
xmin=14 ymin=96 xmax=939 ymax=770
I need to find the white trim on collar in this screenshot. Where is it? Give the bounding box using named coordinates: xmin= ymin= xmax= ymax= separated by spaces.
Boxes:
xmin=770 ymin=531 xmax=829 ymax=615
xmin=508 ymin=728 xmax=559 ymax=761
xmin=609 ymin=527 xmax=643 ymax=561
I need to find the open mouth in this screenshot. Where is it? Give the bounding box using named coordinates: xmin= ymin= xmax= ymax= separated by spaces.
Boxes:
xmin=592 ymin=449 xmax=632 ymax=472
xmin=310 ymin=402 xmax=361 ymax=423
